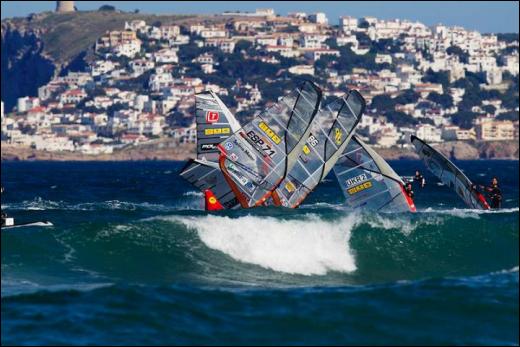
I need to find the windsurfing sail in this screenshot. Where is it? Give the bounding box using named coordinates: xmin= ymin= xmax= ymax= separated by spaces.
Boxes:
xmin=272 ymin=91 xmax=365 ymax=208
xmin=195 ymin=90 xmax=242 ymax=162
xmin=410 ymin=135 xmax=490 ymax=210
xmin=333 ymin=135 xmax=416 ymax=212
xmin=179 ymin=91 xmax=241 ymax=210
xmin=179 ymin=159 xmax=239 ymax=209
xmin=218 ymin=80 xmax=322 ymax=208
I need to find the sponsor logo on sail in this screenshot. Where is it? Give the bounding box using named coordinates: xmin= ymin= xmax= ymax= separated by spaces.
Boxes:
xmin=228 ymin=163 xmax=250 ymax=187
xmin=234 ymin=136 xmax=256 ymax=161
xmin=224 ymin=142 xmax=234 ymax=150
xmin=334 ymin=127 xmax=343 ymax=145
xmin=246 ymin=130 xmax=277 ymax=157
xmin=258 ymin=121 xmax=281 ymax=145
xmin=346 ymin=173 xmax=368 ymax=187
xmin=200 ymin=143 xmax=218 ymax=151
xmin=206 ymin=111 xmax=220 ymax=123
xmin=302 ymin=134 xmax=319 ymax=155
xmin=347 ymin=181 xmax=372 ymax=195
xmin=285 ymin=181 xmax=296 ymax=193
xmin=205 ymin=127 xmax=230 ymax=136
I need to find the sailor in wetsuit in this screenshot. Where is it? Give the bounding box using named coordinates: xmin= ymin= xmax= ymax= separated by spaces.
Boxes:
xmin=414 ymin=170 xmax=425 ymax=188
xmin=405 ymin=182 xmax=414 ymax=199
xmin=480 ymin=177 xmax=502 ymax=209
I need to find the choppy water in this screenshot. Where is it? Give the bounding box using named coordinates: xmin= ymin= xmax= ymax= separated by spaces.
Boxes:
xmin=1 ymin=160 xmax=518 ymax=345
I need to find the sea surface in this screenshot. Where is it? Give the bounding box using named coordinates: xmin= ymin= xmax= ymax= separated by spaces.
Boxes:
xmin=1 ymin=160 xmax=518 ymax=346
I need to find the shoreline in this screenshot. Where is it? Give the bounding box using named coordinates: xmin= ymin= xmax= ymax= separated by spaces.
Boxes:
xmin=1 ymin=140 xmax=519 ymax=162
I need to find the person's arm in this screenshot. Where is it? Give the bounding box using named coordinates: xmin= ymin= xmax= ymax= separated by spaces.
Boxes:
xmin=479 ymin=185 xmax=491 ymax=192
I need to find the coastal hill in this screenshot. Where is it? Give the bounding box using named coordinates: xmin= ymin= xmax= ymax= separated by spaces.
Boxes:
xmin=1 ymin=8 xmax=518 ymax=161
xmin=1 ymin=10 xmax=219 ymax=110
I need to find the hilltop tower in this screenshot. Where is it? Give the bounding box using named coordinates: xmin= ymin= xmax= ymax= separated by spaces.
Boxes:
xmin=56 ymin=1 xmax=75 ymax=13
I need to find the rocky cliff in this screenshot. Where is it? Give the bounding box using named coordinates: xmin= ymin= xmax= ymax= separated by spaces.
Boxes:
xmin=1 ymin=24 xmax=55 ymax=111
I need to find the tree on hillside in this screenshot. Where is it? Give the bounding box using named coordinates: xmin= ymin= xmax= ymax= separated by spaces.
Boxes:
xmin=394 ymin=89 xmax=420 ymax=105
xmin=422 ymin=68 xmax=450 ymax=89
xmin=99 ymin=5 xmax=116 ymax=11
xmin=481 ymin=104 xmax=496 ymax=115
xmin=335 ymin=45 xmax=377 ymax=73
xmin=370 ymin=94 xmax=395 ymax=111
xmin=427 ymin=92 xmax=453 ymax=108
xmin=446 ymin=45 xmax=469 ymax=63
xmin=384 ymin=111 xmax=418 ymax=127
xmin=496 ymin=111 xmax=519 ymax=121
xmin=234 ymin=40 xmax=253 ymax=53
xmin=451 ymin=111 xmax=479 ymax=129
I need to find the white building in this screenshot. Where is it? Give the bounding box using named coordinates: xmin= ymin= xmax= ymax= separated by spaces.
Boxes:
xmin=340 ymin=16 xmax=358 ymax=33
xmin=17 ymin=97 xmax=40 ymax=113
xmin=288 ymin=65 xmax=315 ymax=75
xmin=308 ymin=12 xmax=328 ymax=25
xmin=416 ymin=124 xmax=442 ymax=142
xmin=154 ymin=48 xmax=179 ymax=64
xmin=486 ymin=68 xmax=502 ymax=85
xmin=114 ymin=40 xmax=142 ymax=58
xmin=129 ymin=59 xmax=155 ymax=76
xmin=304 ymin=48 xmax=340 ymax=61
xmin=442 ymin=126 xmax=475 ymax=141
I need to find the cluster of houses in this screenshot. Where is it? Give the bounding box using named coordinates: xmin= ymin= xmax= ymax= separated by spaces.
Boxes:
xmin=1 ymin=8 xmax=518 ymax=154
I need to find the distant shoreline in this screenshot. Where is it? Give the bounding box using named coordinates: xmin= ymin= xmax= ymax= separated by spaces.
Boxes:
xmin=1 ymin=140 xmax=518 ymax=162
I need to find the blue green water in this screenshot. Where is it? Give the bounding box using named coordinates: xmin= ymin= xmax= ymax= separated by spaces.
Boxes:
xmin=1 ymin=160 xmax=518 ymax=345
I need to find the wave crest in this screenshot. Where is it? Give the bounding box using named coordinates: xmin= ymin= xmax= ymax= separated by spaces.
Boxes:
xmin=164 ymin=214 xmax=359 ymax=276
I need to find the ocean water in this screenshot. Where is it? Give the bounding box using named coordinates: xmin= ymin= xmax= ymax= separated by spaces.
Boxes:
xmin=1 ymin=160 xmax=518 ymax=346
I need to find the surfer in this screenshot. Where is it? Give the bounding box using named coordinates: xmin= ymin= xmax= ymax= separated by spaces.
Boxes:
xmin=414 ymin=170 xmax=425 ymax=188
xmin=480 ymin=177 xmax=502 ymax=209
xmin=405 ymin=182 xmax=414 ymax=199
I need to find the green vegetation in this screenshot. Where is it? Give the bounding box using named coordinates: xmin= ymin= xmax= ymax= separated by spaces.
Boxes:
xmin=98 ymin=5 xmax=116 ymax=12
xmin=451 ymin=111 xmax=479 ymax=129
xmin=496 ymin=111 xmax=519 ymax=121
xmin=370 ymin=89 xmax=420 ymax=112
xmin=496 ymin=33 xmax=519 ymax=43
xmin=385 ymin=111 xmax=418 ymax=127
xmin=334 ymin=45 xmax=377 ymax=73
xmin=427 ymin=92 xmax=453 ymax=108
xmin=422 ymin=68 xmax=450 ymax=89
xmin=446 ymin=45 xmax=469 ymax=63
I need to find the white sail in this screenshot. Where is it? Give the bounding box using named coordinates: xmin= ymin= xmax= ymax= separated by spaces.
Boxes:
xmin=272 ymin=91 xmax=366 ymax=208
xmin=218 ymin=81 xmax=322 ymax=208
xmin=410 ymin=135 xmax=490 ymax=210
xmin=334 ymin=135 xmax=416 ymax=212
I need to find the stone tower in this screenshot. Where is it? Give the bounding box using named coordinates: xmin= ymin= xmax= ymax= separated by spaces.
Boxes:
xmin=56 ymin=1 xmax=75 ymax=13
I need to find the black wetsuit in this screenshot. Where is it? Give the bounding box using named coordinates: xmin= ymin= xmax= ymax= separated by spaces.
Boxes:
xmin=414 ymin=173 xmax=425 ymax=188
xmin=486 ymin=184 xmax=502 ymax=209
xmin=406 ymin=187 xmax=414 ymax=199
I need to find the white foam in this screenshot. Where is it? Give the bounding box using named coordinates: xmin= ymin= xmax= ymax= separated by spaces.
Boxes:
xmin=168 ymin=214 xmax=358 ymax=276
xmin=3 ymin=198 xmax=202 ymax=212
xmin=362 ymin=213 xmax=443 ymax=235
xmin=421 ymin=206 xmax=519 ymax=218
xmin=182 ymin=191 xmax=204 ymax=197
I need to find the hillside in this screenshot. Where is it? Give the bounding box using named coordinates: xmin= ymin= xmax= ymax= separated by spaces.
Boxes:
xmin=1 ymin=10 xmax=204 ymax=110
